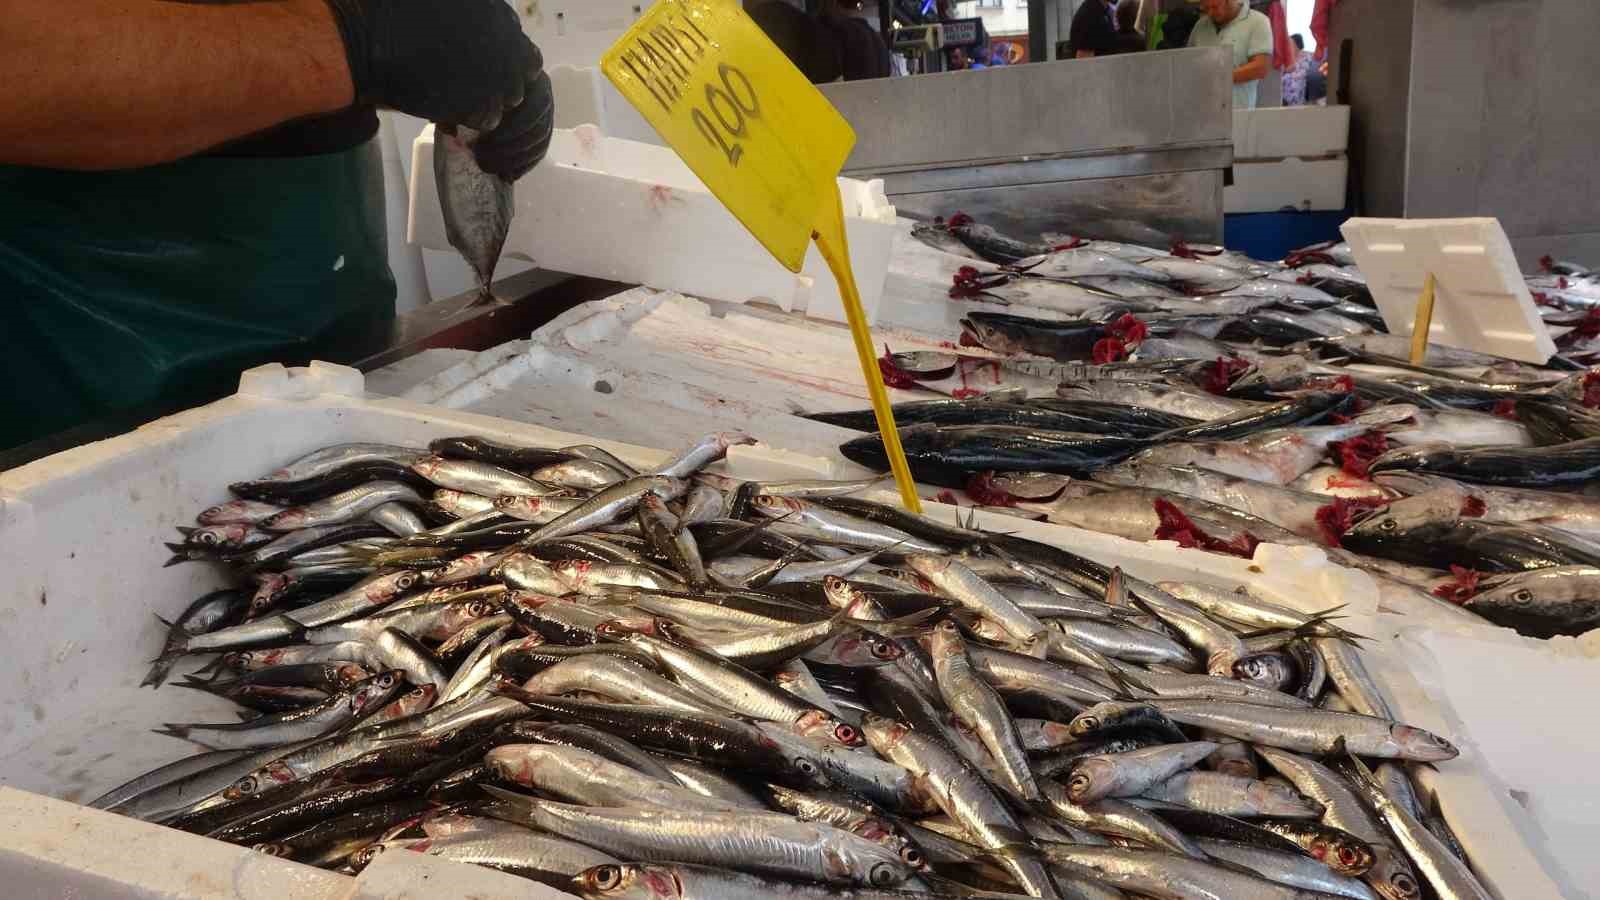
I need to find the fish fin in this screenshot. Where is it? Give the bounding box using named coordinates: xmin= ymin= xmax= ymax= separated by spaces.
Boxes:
xmin=174 ymin=526 xmax=197 ymax=537
xmin=152 ymin=725 xmax=191 ymax=742
xmin=153 ymin=614 xmax=176 ymax=630
xmin=191 ymin=654 xmax=230 ymax=678
xmin=235 ymin=710 xmax=260 ymax=722
xmin=848 ymin=605 xmax=943 ymax=637
xmin=162 ymin=544 xmax=193 ymax=567
xmin=278 ymin=615 xmax=310 ymax=644
xmin=174 ymin=675 xmax=230 ymax=695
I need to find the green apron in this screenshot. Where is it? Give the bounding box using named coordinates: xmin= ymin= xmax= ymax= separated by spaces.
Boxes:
xmin=0 ymin=140 xmax=396 ymax=451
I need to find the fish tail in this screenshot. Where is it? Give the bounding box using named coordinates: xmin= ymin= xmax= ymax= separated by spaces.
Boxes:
xmin=141 ymin=618 xmax=186 ymax=688
xmin=152 ymin=724 xmax=191 ymax=741
xmin=162 ymin=544 xmax=193 ymax=567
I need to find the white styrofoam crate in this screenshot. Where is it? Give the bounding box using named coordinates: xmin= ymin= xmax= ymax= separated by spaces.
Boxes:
xmin=1341 ymin=217 xmax=1558 ymax=365
xmin=1232 ymin=104 xmax=1350 ymax=160
xmin=1225 ymin=157 xmax=1348 ymax=213
xmin=409 ymin=124 xmax=899 ymax=326
xmin=0 ymin=360 xmax=1575 ymax=898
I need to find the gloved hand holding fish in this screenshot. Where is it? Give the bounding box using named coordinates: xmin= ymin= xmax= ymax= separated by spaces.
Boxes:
xmin=807 ymin=214 xmax=1600 ymax=639
xmin=100 ymin=424 xmax=1497 ymax=900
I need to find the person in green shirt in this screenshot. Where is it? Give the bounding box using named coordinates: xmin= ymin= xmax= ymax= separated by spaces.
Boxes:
xmin=1187 ymin=0 xmax=1274 ymax=110
xmin=0 ymin=0 xmax=554 ymax=452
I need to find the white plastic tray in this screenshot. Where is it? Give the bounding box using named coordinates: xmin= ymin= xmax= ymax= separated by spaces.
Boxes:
xmin=0 ymin=361 xmax=1575 ymax=898
xmin=1341 ymin=217 xmax=1558 ymax=364
xmin=1232 ymin=105 xmax=1350 ymax=160
xmin=408 ymin=124 xmax=899 ymax=325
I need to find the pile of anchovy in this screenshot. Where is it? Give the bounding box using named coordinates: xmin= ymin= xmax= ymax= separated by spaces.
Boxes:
xmin=820 ymin=216 xmax=1600 ymax=638
xmin=96 ymin=429 xmax=1494 ymax=899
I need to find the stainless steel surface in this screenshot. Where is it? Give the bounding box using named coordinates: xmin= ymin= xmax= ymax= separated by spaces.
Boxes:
xmin=892 ymin=169 xmax=1225 ymax=246
xmin=820 ymin=48 xmax=1232 ymax=242
xmin=822 ymin=48 xmax=1232 ymax=171
xmin=1328 ymin=0 xmax=1414 ymax=219
xmin=1331 ymin=0 xmax=1600 ymax=268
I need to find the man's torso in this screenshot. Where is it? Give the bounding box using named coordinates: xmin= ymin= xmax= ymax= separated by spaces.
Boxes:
xmin=1190 ymin=9 xmax=1271 ymax=109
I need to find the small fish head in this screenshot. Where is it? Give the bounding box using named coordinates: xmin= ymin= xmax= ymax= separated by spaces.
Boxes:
xmin=331 ymin=663 xmax=369 ymax=687
xmin=860 ymin=714 xmax=909 ymax=754
xmin=1065 ymin=757 xmax=1111 ymax=801
xmin=1368 ymin=848 xmax=1422 ymax=900
xmin=574 ymin=863 xmax=677 ymax=899
xmin=410 ymin=456 xmax=445 ymax=480
xmin=347 ymin=842 xmax=387 ymax=873
xmin=751 ymin=493 xmax=802 ymax=517
xmin=927 ymin=619 xmax=964 ymax=657
xmin=1233 ymin=652 xmax=1293 ymax=689
xmin=1390 ymin=724 xmax=1458 ymax=762
xmin=384 ymin=683 xmax=437 ymax=719
xmin=252 ymin=843 xmax=293 ymax=858
xmin=821 ymin=575 xmax=858 ymax=610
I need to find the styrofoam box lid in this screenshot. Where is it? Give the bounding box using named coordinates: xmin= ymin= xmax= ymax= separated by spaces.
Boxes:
xmin=1342 ymin=217 xmax=1557 ymax=364
xmin=1224 ymin=157 xmax=1348 ymax=213
xmin=1232 ymin=104 xmax=1350 ymax=160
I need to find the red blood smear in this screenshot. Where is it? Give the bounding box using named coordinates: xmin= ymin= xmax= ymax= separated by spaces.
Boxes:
xmin=1108 ymin=313 xmax=1150 ymax=345
xmin=1094 ymin=314 xmax=1150 ymax=362
xmin=1329 ymin=431 xmax=1390 ymax=478
xmin=1541 ymin=254 xmax=1556 ymax=273
xmin=1201 ymin=356 xmax=1252 ymax=395
xmin=1584 ymin=372 xmax=1600 ymax=409
xmin=1532 ymin=291 xmax=1556 ymax=308
xmin=1052 ymin=236 xmax=1087 ymax=251
xmin=965 ymin=471 xmax=1020 ymax=507
xmin=933 ymin=491 xmax=960 ymax=505
xmin=938 ymin=340 xmax=958 ymax=349
xmin=1092 ymin=337 xmax=1128 ymax=364
xmin=951 ymin=388 xmax=981 ymax=399
xmin=1562 ymin=309 xmax=1600 ymax=342
xmin=1491 ymin=399 xmax=1519 ymax=420
xmin=1326 ymin=473 xmax=1372 ymax=490
xmin=878 ymin=345 xmax=921 ymax=388
xmin=958 ymin=331 xmax=983 ymax=349
xmin=1153 ymin=498 xmax=1260 ymax=559
xmin=1307 ymin=374 xmax=1357 ymax=394
xmin=949 ymin=266 xmax=988 ymax=299
xmin=1432 ymin=565 xmax=1483 ymax=604
xmin=947 ymin=212 xmax=974 ymax=229
xmin=1460 ymin=495 xmax=1487 ymax=518
xmin=1314 ymin=496 xmax=1391 ymax=547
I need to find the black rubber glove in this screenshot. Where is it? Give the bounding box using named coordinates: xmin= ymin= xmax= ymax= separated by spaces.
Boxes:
xmin=322 ymin=0 xmax=540 ymax=133
xmin=473 ymin=70 xmax=554 ymax=180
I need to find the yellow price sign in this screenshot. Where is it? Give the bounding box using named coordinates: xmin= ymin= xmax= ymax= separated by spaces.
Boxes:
xmin=603 ymin=0 xmax=924 ymax=513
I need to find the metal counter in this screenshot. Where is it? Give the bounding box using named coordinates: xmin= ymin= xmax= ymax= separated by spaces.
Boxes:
xmin=821 ymin=47 xmax=1234 ymax=243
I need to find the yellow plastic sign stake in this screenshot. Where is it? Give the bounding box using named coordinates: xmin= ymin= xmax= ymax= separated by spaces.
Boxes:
xmin=602 ymin=0 xmax=922 ymax=513
xmin=1410 ymin=273 xmax=1437 ymax=365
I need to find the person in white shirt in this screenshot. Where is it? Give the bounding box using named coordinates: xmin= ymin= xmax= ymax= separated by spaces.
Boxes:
xmin=1187 ymin=0 xmax=1274 ymax=110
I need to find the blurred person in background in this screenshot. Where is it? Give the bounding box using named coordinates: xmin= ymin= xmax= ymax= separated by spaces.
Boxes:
xmin=747 ymin=0 xmax=843 ymax=83
xmin=1066 ymin=0 xmax=1118 ymax=59
xmin=1187 ymin=0 xmax=1273 ymax=110
xmin=821 ymin=0 xmax=892 ymax=81
xmin=1113 ymin=0 xmax=1147 ymax=55
xmin=1281 ymin=33 xmax=1311 ymax=105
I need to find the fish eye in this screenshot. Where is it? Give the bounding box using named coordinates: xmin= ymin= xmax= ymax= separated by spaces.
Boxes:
xmin=376 ymin=673 xmax=396 ymax=688
xmin=869 ymin=862 xmax=898 ymax=887
xmin=399 ymin=572 xmax=419 ymax=588
xmin=235 ymin=776 xmax=258 ymax=795
xmin=1391 ymin=872 xmax=1419 ymax=897
xmin=1068 ymin=774 xmax=1091 ymax=794
xmin=590 ymin=865 xmax=623 ymax=890
xmin=1337 ymin=846 xmax=1360 ymax=867
xmin=1078 ymin=717 xmax=1099 ymax=731
xmin=198 ymin=532 xmax=219 ymax=545
xmin=1379 ymin=518 xmax=1397 ymax=531
xmin=794 ymin=757 xmax=819 ymax=776
xmin=869 ymin=639 xmax=901 ymax=661
xmin=1512 ymin=589 xmax=1534 ymax=605
xmin=834 ymin=723 xmax=860 ymax=745
xmin=900 ymin=847 xmax=924 ymax=867
xmin=938 ymin=620 xmax=958 ymax=632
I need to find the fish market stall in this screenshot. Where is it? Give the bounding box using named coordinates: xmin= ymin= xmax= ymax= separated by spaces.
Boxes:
xmin=0 ymin=356 xmax=1579 ymax=898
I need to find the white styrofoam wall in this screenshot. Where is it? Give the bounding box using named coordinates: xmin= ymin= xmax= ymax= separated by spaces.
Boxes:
xmin=1225 ymin=157 xmax=1348 ymax=213
xmin=409 ymin=124 xmax=899 ymax=325
xmin=0 ymin=360 xmax=1578 ymax=898
xmin=1233 ymin=104 xmax=1351 ymax=160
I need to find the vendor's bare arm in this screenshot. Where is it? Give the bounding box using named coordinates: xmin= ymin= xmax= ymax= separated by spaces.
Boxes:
xmin=1233 ymin=53 xmax=1269 ymax=84
xmin=0 ymin=0 xmax=353 ymax=170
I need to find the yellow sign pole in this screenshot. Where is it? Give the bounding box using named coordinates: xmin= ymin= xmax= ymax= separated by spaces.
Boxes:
xmin=1410 ymin=273 xmax=1437 ymax=366
xmin=602 ymin=0 xmax=922 ymax=512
